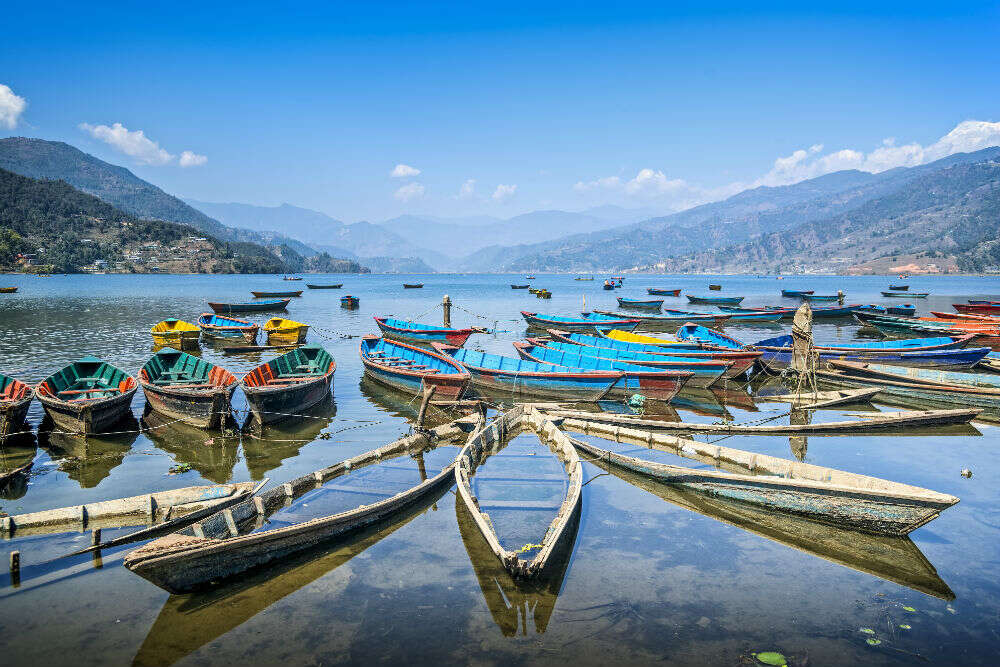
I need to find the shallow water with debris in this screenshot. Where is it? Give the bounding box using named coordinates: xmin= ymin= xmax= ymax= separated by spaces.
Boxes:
xmin=1 ymin=273 xmax=999 ymax=666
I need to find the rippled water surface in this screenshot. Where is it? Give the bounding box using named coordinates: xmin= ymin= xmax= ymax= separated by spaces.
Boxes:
xmin=1 ymin=273 xmax=1000 ymax=666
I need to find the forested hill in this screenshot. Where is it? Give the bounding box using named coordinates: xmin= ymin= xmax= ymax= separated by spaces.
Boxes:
xmin=0 ymin=167 xmax=286 ymax=273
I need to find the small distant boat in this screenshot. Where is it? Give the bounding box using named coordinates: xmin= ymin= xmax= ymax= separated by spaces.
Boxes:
xmin=510 ymin=284 xmax=530 ymax=289
xmin=526 ymin=276 xmax=536 ymax=279
xmin=403 ymin=283 xmax=424 ymax=289
xmin=708 ymin=284 xmax=722 ymax=291
xmin=535 ymin=289 xmax=552 ymax=299
xmin=150 ymin=319 xmax=201 ymax=349
xmin=647 ymin=288 xmax=681 ymax=296
xmin=241 ymin=345 xmax=336 ymax=425
xmin=282 ymin=276 xmax=303 ymax=281
xmin=617 ymin=297 xmax=663 ymax=310
xmin=359 ymin=336 xmax=471 ymax=400
xmin=209 ymin=299 xmax=291 ymax=314
xmin=251 ymin=290 xmax=302 ymax=298
xmin=36 ymin=356 xmax=138 ymax=434
xmin=0 ymin=287 xmax=17 ymax=294
xmin=883 ymin=291 xmax=928 ymax=298
xmin=305 ymin=283 xmax=343 ymax=289
xmin=375 ymin=316 xmax=481 ymax=346
xmin=140 ymin=349 xmax=238 ymax=429
xmin=264 ymin=317 xmax=309 ymax=345
xmin=574 ymin=276 xmax=594 ymax=281
xmin=602 ymin=281 xmax=616 ymax=291
xmin=521 ymin=311 xmax=640 ymax=333
xmin=802 ymin=294 xmax=841 ymax=302
xmin=0 ymin=373 xmax=33 ymax=439
xmin=340 ymin=295 xmax=360 ymax=309
xmin=780 ymin=289 xmax=814 ymax=297
xmin=197 ymin=313 xmax=259 ymax=344
xmin=686 ymin=295 xmax=744 ymax=305
xmin=889 ymin=284 xmax=909 ymax=291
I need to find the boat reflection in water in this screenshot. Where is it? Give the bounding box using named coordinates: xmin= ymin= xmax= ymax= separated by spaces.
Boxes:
xmin=359 ymin=377 xmax=460 ymax=429
xmin=141 ymin=408 xmax=241 ymax=484
xmin=38 ymin=415 xmax=140 ymax=488
xmin=241 ymin=395 xmax=336 ymax=480
xmin=0 ymin=431 xmax=37 ymax=500
xmin=588 ymin=449 xmax=954 ymax=600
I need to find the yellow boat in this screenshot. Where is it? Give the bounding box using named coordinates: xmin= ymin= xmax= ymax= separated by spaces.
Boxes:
xmin=605 ymin=329 xmax=693 ymax=347
xmin=263 ymin=317 xmax=309 ymax=345
xmin=151 ymin=319 xmax=201 ymax=349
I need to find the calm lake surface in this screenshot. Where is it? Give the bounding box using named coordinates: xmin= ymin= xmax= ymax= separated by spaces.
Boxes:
xmin=1 ymin=273 xmax=999 ymax=666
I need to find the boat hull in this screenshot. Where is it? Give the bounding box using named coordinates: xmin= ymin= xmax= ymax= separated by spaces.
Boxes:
xmin=375 ymin=317 xmax=475 ymax=346
xmin=38 ymin=388 xmax=137 ymax=435
xmin=141 ymin=382 xmax=235 ymax=429
xmin=758 ymin=346 xmax=989 ymax=372
xmin=208 ymin=299 xmax=290 ymax=313
xmin=244 ymin=373 xmax=333 ymax=425
xmin=521 ymin=311 xmax=639 ymax=333
xmin=648 ymin=288 xmax=681 ymax=296
xmin=0 ymin=396 xmax=33 ymax=439
xmin=360 ymin=336 xmax=470 ymax=401
xmin=151 ymin=331 xmax=201 ymax=349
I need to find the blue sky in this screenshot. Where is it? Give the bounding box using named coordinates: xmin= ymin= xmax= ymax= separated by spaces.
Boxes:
xmin=2 ymin=2 xmax=999 ymax=222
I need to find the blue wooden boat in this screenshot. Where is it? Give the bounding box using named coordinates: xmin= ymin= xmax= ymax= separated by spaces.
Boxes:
xmin=0 ymin=373 xmax=33 ymax=439
xmin=527 ymin=339 xmax=736 ymax=387
xmin=208 ymin=299 xmax=290 ymax=314
xmin=431 ymin=344 xmax=622 ymax=400
xmin=780 ymin=289 xmax=814 ymax=297
xmin=521 ymin=311 xmax=640 ymax=333
xmin=664 ymin=309 xmax=782 ymax=323
xmin=359 ymin=336 xmax=470 ymax=400
xmin=548 ymin=330 xmax=702 ymax=351
xmin=751 ymin=334 xmax=989 ymax=371
xmin=374 ymin=316 xmax=480 ymax=346
xmin=617 ymin=297 xmax=663 ymax=309
xmin=719 ymin=304 xmax=860 ymax=319
xmin=883 ymin=291 xmax=928 ymax=298
xmin=197 ymin=313 xmax=259 ymax=344
xmin=801 ymin=294 xmax=841 ymax=302
xmin=590 ymin=309 xmax=731 ymax=324
xmin=511 ymin=342 xmax=691 ymax=400
xmin=686 ymin=295 xmax=744 ymax=305
xmin=340 ymin=295 xmax=360 ymax=309
xmin=647 ymin=288 xmax=681 ymax=296
xmin=241 ymin=345 xmax=336 ymax=425
xmin=676 ymin=324 xmax=745 ymax=350
xmin=889 ymin=284 xmax=909 ymax=291
xmin=854 ymin=304 xmax=916 ymax=317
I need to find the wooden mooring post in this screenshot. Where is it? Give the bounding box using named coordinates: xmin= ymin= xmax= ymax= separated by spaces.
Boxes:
xmin=416 ymin=384 xmax=438 ymax=428
xmin=9 ymin=550 xmax=20 ymax=586
xmin=442 ymin=295 xmax=452 ymax=328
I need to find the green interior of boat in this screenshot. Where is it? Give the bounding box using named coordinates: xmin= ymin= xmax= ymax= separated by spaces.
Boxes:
xmin=45 ymin=356 xmax=130 ymax=399
xmin=268 ymin=345 xmax=334 ymax=377
xmin=142 ymin=349 xmax=216 ymax=385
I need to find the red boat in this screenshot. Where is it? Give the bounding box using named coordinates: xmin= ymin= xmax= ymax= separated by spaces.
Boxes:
xmin=954 ymin=303 xmax=1000 ymax=315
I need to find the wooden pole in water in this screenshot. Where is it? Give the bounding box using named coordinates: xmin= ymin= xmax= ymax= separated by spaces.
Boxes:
xmin=442 ymin=295 xmax=451 ymax=327
xmin=416 ymin=384 xmax=438 ymax=428
xmin=9 ymin=550 xmax=20 ymax=586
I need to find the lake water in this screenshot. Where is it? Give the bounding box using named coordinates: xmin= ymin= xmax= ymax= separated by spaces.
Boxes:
xmin=1 ymin=272 xmax=1000 ymax=666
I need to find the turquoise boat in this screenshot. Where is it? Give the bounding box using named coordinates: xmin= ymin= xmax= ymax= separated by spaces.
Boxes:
xmin=617 ymin=297 xmax=664 ymax=309
xmin=686 ymin=295 xmax=745 ymax=305
xmin=520 ymin=311 xmax=640 ymax=333
xmin=664 ymin=309 xmax=782 ymax=323
xmin=751 ymin=334 xmax=989 ymax=371
xmin=36 ymin=356 xmax=138 ymax=434
xmin=242 ymin=345 xmax=336 ymax=425
xmin=676 ymin=324 xmax=746 ymax=350
xmin=140 ymin=349 xmax=238 ymax=429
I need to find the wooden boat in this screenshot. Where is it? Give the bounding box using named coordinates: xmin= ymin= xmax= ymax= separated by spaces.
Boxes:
xmin=664 ymin=308 xmax=782 ymax=323
xmin=282 ymin=276 xmax=303 ymax=281
xmin=955 ymin=303 xmax=1000 ymax=315
xmin=403 ymin=283 xmax=424 ymax=289
xmin=139 ymin=349 xmax=238 ymax=429
xmin=781 ymin=289 xmax=814 ymax=297
xmin=590 ymin=309 xmax=731 ymax=325
xmin=855 ymin=304 xmax=917 ymax=316
xmin=150 ymin=319 xmax=201 ymax=349
xmin=574 ymin=276 xmax=594 ymax=281
xmin=305 ymin=283 xmax=343 ymax=289
xmin=432 ymin=343 xmax=622 ymax=400
xmin=510 ymin=284 xmax=530 ymax=289
xmin=0 ymin=460 xmax=32 ymax=489
xmin=340 ymin=295 xmax=359 ymax=308
xmin=549 ymin=329 xmax=702 ymax=350
xmin=197 ymin=313 xmax=259 ymax=344
xmin=617 ymin=297 xmax=663 ymax=309
xmin=124 ymin=414 xmax=481 ymax=592
xmin=647 ymin=288 xmax=681 ymax=296
xmin=559 ymin=417 xmax=958 ymax=535
xmin=526 ymin=275 xmax=536 ymax=279
xmin=755 ymin=387 xmax=881 ymax=408
xmin=883 ymin=291 xmax=928 ymax=298
xmin=535 ymin=289 xmax=552 ymax=299
xmin=520 ymin=339 xmax=735 ymax=387
xmin=36 ymin=357 xmax=138 ymax=434
xmin=208 ymin=298 xmax=291 ymax=313
xmin=360 ymin=335 xmax=471 ymax=400
xmin=512 ymin=341 xmax=691 ymax=400
xmin=676 ymin=324 xmax=745 ymax=349
xmin=263 ymin=317 xmax=309 ymax=345
xmin=708 ymin=284 xmax=722 ymax=291
xmin=686 ymin=295 xmax=744 ymax=305
xmin=547 ymin=407 xmax=979 ymax=435
xmin=521 ymin=311 xmax=640 ymax=333
xmin=0 ymin=480 xmax=261 ymax=542
xmin=375 ymin=316 xmax=481 ymax=346
xmin=0 ymin=286 xmax=17 ymax=293
xmin=721 ymin=304 xmax=860 ymax=318
xmin=602 ymin=282 xmax=615 ymax=290
xmin=751 ymin=333 xmax=989 ymax=371
xmin=889 ymin=284 xmax=909 ymax=290
xmin=0 ymin=373 xmax=33 ymax=439
xmin=251 ymin=290 xmax=302 ymax=298
xmin=968 ymin=300 xmax=1000 ymax=305
xmin=456 ymin=406 xmax=582 ymax=579
xmin=802 ymin=294 xmax=841 ymax=302
xmin=242 ymin=345 xmax=336 ymax=425
xmin=930 ymin=311 xmax=999 ymax=322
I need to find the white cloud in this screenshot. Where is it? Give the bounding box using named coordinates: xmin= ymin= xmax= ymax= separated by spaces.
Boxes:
xmin=179 ymin=150 xmax=207 ymax=168
xmin=0 ymin=84 xmax=27 ymax=129
xmin=457 ymin=178 xmax=476 ymax=198
xmin=391 ymin=163 xmax=421 ymax=178
xmin=394 ymin=182 xmax=425 ymax=202
xmin=573 ymin=176 xmax=622 ymax=192
xmin=492 ymin=184 xmax=517 ymax=202
xmin=78 ymin=122 xmax=174 ymax=165
xmin=624 ymin=169 xmax=688 ymax=197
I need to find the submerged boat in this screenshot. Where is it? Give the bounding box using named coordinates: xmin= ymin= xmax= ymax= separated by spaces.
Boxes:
xmin=139 ymin=349 xmax=238 ymax=429
xmin=432 ymin=344 xmax=622 ymax=400
xmin=242 ymin=345 xmax=336 ymax=425
xmin=883 ymin=291 xmax=928 ymax=298
xmin=197 ymin=313 xmax=259 ymax=344
xmin=781 ymin=289 xmax=814 ymax=297
xmin=617 ymin=297 xmax=663 ymax=309
xmin=686 ymin=295 xmax=744 ymax=305
xmin=375 ymin=316 xmax=481 ymax=346
xmin=305 ymin=283 xmax=343 ymax=289
xmin=360 ymin=335 xmax=471 ymax=400
xmin=208 ymin=299 xmax=291 ymax=314
xmin=0 ymin=373 xmax=33 ymax=439
xmin=340 ymin=295 xmax=360 ymax=308
xmin=752 ymin=333 xmax=989 ymax=371
xmin=647 ymin=288 xmax=681 ymax=296
xmin=263 ymin=317 xmax=309 ymax=345
xmin=150 ymin=319 xmax=201 ymax=349
xmin=403 ymin=283 xmax=424 ymax=289
xmin=251 ymin=290 xmax=302 ymax=298
xmin=521 ymin=311 xmax=640 ymax=333
xmin=36 ymin=356 xmax=138 ymax=434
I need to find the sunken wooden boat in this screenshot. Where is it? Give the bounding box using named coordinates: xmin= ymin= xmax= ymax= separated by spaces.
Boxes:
xmin=455 ymin=406 xmax=582 ymax=579
xmin=617 ymin=297 xmax=664 ymax=310
xmin=0 ymin=286 xmax=18 ymax=293
xmin=521 ymin=311 xmax=640 ymax=333
xmin=751 ymin=333 xmax=990 ymax=371
xmin=686 ymin=294 xmax=744 ymax=305
xmin=208 ymin=298 xmax=291 ymax=314
xmin=197 ymin=313 xmax=259 ymax=344
xmin=544 ymin=406 xmax=980 ymax=435
xmin=242 ymin=345 xmax=336 ymax=425
xmin=590 ymin=308 xmax=732 ymax=325
xmin=150 ymin=319 xmax=201 ymax=349
xmin=305 ymin=283 xmax=343 ymax=289
xmin=263 ymin=317 xmax=309 ymax=345
xmin=139 ymin=349 xmax=238 ymax=429
xmin=403 ymin=283 xmax=424 ymax=288
xmin=754 ymin=387 xmax=881 ymax=408
xmin=648 ymin=288 xmax=681 ymax=296
xmin=123 ymin=414 xmax=481 ymax=593
xmin=251 ymin=290 xmax=302 ymax=298
xmin=0 ymin=460 xmax=33 ymax=489
xmin=0 ymin=373 xmax=34 ymax=439
xmin=340 ymin=295 xmax=360 ymax=309
xmin=558 ymin=416 xmax=959 ymax=535
xmin=432 ymin=343 xmax=623 ymax=400
xmin=360 ymin=335 xmax=471 ymax=401
xmin=36 ymin=356 xmax=138 ymax=434
xmin=374 ymin=316 xmax=482 ymax=346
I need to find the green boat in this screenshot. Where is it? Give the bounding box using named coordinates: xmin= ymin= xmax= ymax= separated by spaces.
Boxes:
xmin=140 ymin=349 xmax=239 ymax=429
xmin=36 ymin=356 xmax=138 ymax=434
xmin=242 ymin=345 xmax=336 ymax=425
